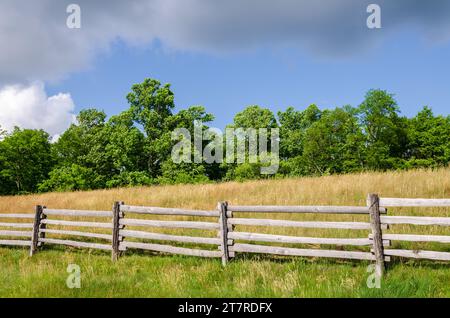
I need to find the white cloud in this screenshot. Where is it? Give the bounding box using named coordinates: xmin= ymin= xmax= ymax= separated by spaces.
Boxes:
xmin=0 ymin=82 xmax=76 ymax=137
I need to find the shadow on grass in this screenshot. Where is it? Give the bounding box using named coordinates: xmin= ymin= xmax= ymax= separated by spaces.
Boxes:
xmin=2 ymin=244 xmax=449 ymax=271
xmin=230 ymin=252 xmax=370 ymax=267
xmin=385 ymin=257 xmax=450 ymax=270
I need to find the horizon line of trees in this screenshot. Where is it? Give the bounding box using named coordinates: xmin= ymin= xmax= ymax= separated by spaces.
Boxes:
xmin=0 ymin=77 xmax=449 ymax=195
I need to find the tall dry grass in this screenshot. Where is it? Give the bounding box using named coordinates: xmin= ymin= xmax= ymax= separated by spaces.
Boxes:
xmin=0 ymin=168 xmax=449 ymax=298
xmin=1 ymin=167 xmax=449 ymax=245
xmin=1 ymin=167 xmax=449 ymax=213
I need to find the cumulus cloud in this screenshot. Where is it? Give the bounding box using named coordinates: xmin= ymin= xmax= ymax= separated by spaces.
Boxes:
xmin=1 ymin=0 xmax=450 ymax=83
xmin=0 ymin=82 xmax=76 ymax=137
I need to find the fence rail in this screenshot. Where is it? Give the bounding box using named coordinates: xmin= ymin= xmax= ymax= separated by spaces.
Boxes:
xmin=230 ymin=243 xmax=378 ymax=261
xmin=377 ymin=199 xmax=450 ymax=264
xmin=228 ymin=218 xmax=380 ymax=230
xmin=0 ymin=212 xmax=34 ymax=248
xmin=0 ymin=194 xmax=449 ymax=277
xmin=120 ymin=205 xmax=219 ymax=217
xmin=115 ymin=203 xmax=225 ymax=261
xmin=379 ymin=198 xmax=450 ymax=207
xmin=227 ymin=205 xmax=387 ymax=214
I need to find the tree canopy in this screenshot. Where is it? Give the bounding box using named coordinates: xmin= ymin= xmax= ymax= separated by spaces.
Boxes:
xmin=0 ymin=78 xmax=448 ymax=195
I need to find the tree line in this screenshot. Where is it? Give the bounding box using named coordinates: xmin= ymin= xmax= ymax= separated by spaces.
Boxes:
xmin=0 ymin=77 xmax=449 ymax=195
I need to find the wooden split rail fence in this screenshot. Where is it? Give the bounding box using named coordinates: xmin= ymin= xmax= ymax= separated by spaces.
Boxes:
xmin=0 ymin=194 xmax=449 ymax=276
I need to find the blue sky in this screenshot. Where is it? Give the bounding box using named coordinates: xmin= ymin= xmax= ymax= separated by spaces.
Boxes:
xmin=46 ymin=30 xmax=450 ymax=129
xmin=1 ymin=0 xmax=450 ymax=134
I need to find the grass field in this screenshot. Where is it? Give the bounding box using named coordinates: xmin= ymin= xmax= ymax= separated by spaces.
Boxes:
xmin=0 ymin=168 xmax=449 ymax=297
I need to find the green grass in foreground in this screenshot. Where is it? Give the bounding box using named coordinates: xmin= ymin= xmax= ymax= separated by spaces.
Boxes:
xmin=0 ymin=247 xmax=449 ymax=298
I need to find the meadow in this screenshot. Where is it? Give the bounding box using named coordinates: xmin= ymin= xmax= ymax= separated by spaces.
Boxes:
xmin=0 ymin=168 xmax=449 ymax=297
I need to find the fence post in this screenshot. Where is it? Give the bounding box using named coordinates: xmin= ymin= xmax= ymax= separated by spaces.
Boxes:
xmin=30 ymin=205 xmax=44 ymax=256
xmin=368 ymin=193 xmax=385 ymax=278
xmin=218 ymin=202 xmax=229 ymax=266
xmin=112 ymin=201 xmax=122 ymax=261
xmin=39 ymin=206 xmax=47 ymax=248
xmin=228 ymin=207 xmax=235 ymax=259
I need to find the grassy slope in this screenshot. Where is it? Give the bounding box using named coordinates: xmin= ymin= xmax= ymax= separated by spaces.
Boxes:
xmin=0 ymin=168 xmax=449 ymax=297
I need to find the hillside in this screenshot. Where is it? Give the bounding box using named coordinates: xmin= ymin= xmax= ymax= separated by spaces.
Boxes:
xmin=0 ymin=168 xmax=449 ymax=297
xmin=1 ymin=167 xmax=449 ymax=212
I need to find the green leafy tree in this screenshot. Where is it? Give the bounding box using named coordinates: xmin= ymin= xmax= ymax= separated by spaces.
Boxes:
xmin=223 ymin=105 xmax=278 ymax=181
xmin=0 ymin=128 xmax=53 ymax=194
xmin=53 ymin=108 xmax=107 ymax=167
xmin=158 ymin=160 xmax=210 ymax=185
xmin=224 ymin=162 xmax=260 ymax=181
xmin=278 ymin=107 xmax=304 ymax=159
xmin=53 ymin=109 xmax=148 ymax=188
xmin=0 ymin=125 xmax=6 ymax=138
xmin=0 ymin=135 xmax=16 ymax=195
xmin=302 ymin=107 xmax=365 ymax=175
xmin=3 ymin=79 xmax=450 ymax=195
xmin=277 ymin=104 xmax=322 ymax=175
xmin=405 ymin=106 xmax=450 ymax=167
xmin=277 ymin=155 xmax=308 ymax=177
xmin=159 ymin=106 xmax=217 ymax=182
xmin=232 ymin=105 xmax=278 ymax=129
xmin=126 ymin=80 xmax=215 ymax=181
xmin=358 ymin=89 xmax=407 ymax=170
xmin=92 ymin=111 xmax=147 ymax=182
xmin=106 ymin=171 xmax=154 ymax=188
xmin=106 ymin=111 xmax=146 ymax=171
xmin=126 ymin=78 xmax=175 ymax=177
xmin=38 ymin=164 xmax=101 ymax=192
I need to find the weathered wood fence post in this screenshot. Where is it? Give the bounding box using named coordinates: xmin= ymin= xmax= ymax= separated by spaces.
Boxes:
xmin=227 ymin=207 xmax=235 ymax=260
xmin=39 ymin=206 xmax=47 ymax=249
xmin=218 ymin=202 xmax=230 ymax=266
xmin=368 ymin=193 xmax=385 ymax=278
xmin=30 ymin=205 xmax=44 ymax=256
xmin=111 ymin=201 xmax=123 ymax=261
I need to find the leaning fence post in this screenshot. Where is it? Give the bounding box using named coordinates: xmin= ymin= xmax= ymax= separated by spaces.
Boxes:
xmin=218 ymin=202 xmax=229 ymax=266
xmin=368 ymin=193 xmax=385 ymax=278
xmin=30 ymin=205 xmax=44 ymax=256
xmin=112 ymin=201 xmax=122 ymax=261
